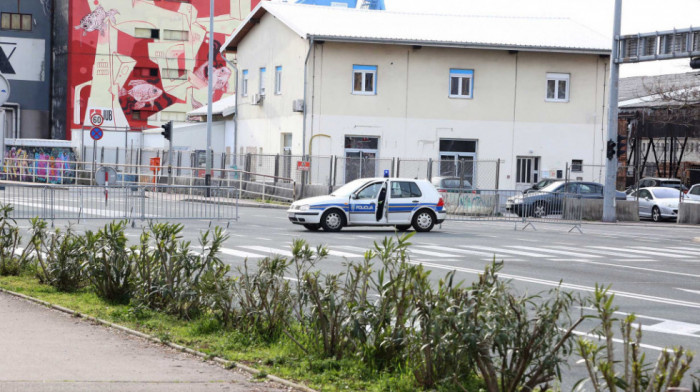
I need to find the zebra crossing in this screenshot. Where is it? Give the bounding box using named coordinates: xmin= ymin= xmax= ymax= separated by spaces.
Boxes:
xmin=212 ymin=242 xmax=700 ymax=263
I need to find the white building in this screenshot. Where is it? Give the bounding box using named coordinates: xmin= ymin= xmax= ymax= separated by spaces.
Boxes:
xmin=222 ymin=2 xmax=612 ymax=189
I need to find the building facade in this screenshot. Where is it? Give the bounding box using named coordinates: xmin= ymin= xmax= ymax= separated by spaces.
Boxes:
xmin=224 ymin=2 xmax=612 ymax=189
xmin=0 ymin=0 xmax=53 ymax=139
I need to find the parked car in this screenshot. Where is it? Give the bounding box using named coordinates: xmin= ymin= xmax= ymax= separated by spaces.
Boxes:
xmin=430 ymin=176 xmax=480 ymax=194
xmin=627 ymin=187 xmax=689 ymax=222
xmin=687 ymin=184 xmax=700 ymax=201
xmin=523 ymin=178 xmax=559 ymax=194
xmin=506 ymin=181 xmax=626 ymax=218
xmin=625 ymin=177 xmax=688 ymax=195
xmin=287 ymin=177 xmax=446 ymax=232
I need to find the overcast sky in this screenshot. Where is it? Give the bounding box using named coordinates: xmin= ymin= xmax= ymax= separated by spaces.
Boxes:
xmin=384 ymin=0 xmax=700 ymax=78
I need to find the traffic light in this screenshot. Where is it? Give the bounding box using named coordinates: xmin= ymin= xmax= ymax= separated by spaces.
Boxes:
xmin=606 ymin=139 xmax=616 ymax=160
xmin=616 ymin=134 xmax=627 ymax=157
xmin=691 ymin=57 xmax=700 ymax=69
xmin=160 ymin=120 xmax=172 ymax=141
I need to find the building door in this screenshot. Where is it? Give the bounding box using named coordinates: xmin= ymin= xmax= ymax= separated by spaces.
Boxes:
xmin=344 ymin=136 xmax=378 ymax=183
xmin=516 ymin=156 xmax=540 ymax=187
xmin=439 ymin=139 xmax=477 ymax=186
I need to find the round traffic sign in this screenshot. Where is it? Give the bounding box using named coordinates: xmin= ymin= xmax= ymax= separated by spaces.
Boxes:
xmin=90 ymin=127 xmax=103 ymax=141
xmin=95 ymin=166 xmax=118 ymax=186
xmin=90 ymin=113 xmax=104 ymax=126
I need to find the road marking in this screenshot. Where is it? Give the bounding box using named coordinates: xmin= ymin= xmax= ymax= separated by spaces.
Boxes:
xmin=411 ymin=260 xmax=700 ymax=309
xmin=254 ymin=237 xmax=271 ymax=241
xmin=220 ymin=247 xmax=266 ymax=259
xmin=336 ymin=245 xmax=372 ymax=253
xmin=327 ymin=250 xmax=364 ymax=258
xmin=570 ymin=330 xmax=665 ymax=352
xmin=589 ymin=246 xmax=693 ymax=258
xmin=514 ymin=238 xmax=540 ymax=242
xmin=461 ymin=245 xmax=554 ymax=258
xmin=509 ymin=246 xmax=601 ymax=258
xmin=409 ymin=248 xmax=463 ymax=258
xmin=667 ymin=246 xmax=700 ymax=252
xmin=417 ymin=245 xmax=493 ymax=257
xmin=677 ymin=288 xmax=700 ymax=295
xmin=240 ymin=246 xmax=293 ymax=258
xmin=542 ymin=259 xmax=700 ymax=278
xmin=550 ymin=246 xmax=643 ymax=259
xmin=631 ymin=246 xmax=694 ymax=256
xmin=355 ymin=235 xmax=376 ymax=240
xmin=644 ymin=320 xmax=700 ymax=337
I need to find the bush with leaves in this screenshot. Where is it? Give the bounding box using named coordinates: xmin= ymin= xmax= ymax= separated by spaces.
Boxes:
xmin=28 ymin=219 xmax=85 ymax=292
xmin=0 ymin=205 xmax=25 ymax=276
xmin=83 ymin=221 xmax=133 ymax=302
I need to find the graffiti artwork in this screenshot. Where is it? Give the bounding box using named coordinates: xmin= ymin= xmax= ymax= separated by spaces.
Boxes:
xmin=1 ymin=146 xmax=77 ymax=184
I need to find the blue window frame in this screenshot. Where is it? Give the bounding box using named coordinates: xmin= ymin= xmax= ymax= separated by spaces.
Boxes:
xmin=449 ymin=69 xmax=474 ymax=99
xmin=275 ymin=66 xmax=282 ymax=95
xmin=259 ymin=67 xmax=266 ymax=95
xmin=352 ymin=65 xmax=377 ymax=95
xmin=242 ymin=70 xmax=248 ymax=97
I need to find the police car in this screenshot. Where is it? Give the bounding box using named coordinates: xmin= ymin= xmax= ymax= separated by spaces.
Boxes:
xmin=287 ymin=177 xmax=446 ymax=232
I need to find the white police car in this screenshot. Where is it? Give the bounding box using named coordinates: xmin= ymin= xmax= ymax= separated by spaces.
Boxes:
xmin=287 ymin=178 xmax=446 ymax=232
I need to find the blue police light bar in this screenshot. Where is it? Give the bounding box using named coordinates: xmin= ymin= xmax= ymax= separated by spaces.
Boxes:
xmin=384 ymin=169 xmax=389 ymax=178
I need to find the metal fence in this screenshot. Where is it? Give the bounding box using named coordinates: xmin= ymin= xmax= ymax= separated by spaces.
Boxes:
xmin=442 ymin=188 xmax=583 ymax=232
xmin=0 ymin=183 xmax=240 ymax=223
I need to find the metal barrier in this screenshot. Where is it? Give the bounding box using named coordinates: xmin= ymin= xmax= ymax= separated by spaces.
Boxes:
xmin=443 ymin=189 xmax=583 ymax=232
xmin=0 ymin=183 xmax=240 ymax=223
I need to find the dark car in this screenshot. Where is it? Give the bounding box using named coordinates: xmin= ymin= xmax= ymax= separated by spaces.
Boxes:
xmin=523 ymin=178 xmax=559 ymax=194
xmin=506 ymin=181 xmax=626 ymax=218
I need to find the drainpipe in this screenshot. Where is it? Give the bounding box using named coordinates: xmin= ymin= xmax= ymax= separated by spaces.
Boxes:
xmin=302 ymin=37 xmax=314 ymax=157
xmin=222 ymin=54 xmax=238 ymax=166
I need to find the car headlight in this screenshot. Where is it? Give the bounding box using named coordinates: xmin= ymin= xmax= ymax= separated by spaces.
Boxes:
xmin=298 ymin=204 xmax=310 ymax=211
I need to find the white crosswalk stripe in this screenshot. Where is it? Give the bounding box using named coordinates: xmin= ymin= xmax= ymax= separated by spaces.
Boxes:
xmin=409 ymin=248 xmax=463 ymax=258
xmin=630 ymin=246 xmax=695 ymax=257
xmin=549 ymin=246 xmax=644 ymax=259
xmin=589 ymin=246 xmax=693 ymax=259
xmin=220 ymin=247 xmax=266 ymax=259
xmin=664 ymin=246 xmax=700 ymax=252
xmin=460 ymin=245 xmax=554 ymax=258
xmin=508 ymin=246 xmax=601 ymax=258
xmin=327 ymin=250 xmax=364 ymax=258
xmin=239 ymin=245 xmax=293 ymax=258
xmin=417 ymin=245 xmax=494 ymax=257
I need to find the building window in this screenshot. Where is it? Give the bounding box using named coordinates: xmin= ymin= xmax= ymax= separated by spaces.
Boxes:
xmin=242 ymin=70 xmax=248 ymax=96
xmin=135 ymin=28 xmax=159 ymax=39
xmin=161 ymin=111 xmax=186 ymax=122
xmin=546 ymin=73 xmax=569 ymax=102
xmin=259 ymin=67 xmax=266 ymax=95
xmin=1 ymin=13 xmax=32 ymax=31
xmin=571 ymin=159 xmax=583 ymax=172
xmin=274 ymin=66 xmax=282 ymax=95
xmin=162 ymin=68 xmax=186 ymax=80
xmin=439 ymin=139 xmax=477 ymax=184
xmin=352 ymin=65 xmax=377 ymax=95
xmin=133 ymin=67 xmax=158 ymax=77
xmin=132 ymin=111 xmax=142 ymax=120
xmin=163 ymin=29 xmax=188 ymax=41
xmin=449 ymin=69 xmax=473 ymax=99
xmin=516 ymin=156 xmax=540 ymax=184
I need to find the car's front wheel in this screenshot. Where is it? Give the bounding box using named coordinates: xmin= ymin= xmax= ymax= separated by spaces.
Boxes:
xmin=320 ymin=209 xmax=345 ymax=232
xmin=651 ymin=206 xmax=662 ymax=222
xmin=412 ymin=209 xmax=436 ymax=232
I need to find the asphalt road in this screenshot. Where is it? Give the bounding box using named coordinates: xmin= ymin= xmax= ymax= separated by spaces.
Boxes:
xmin=6 ymin=197 xmax=700 ymax=390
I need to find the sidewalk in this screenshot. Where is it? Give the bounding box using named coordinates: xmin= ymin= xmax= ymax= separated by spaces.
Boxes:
xmin=0 ymin=292 xmax=289 ymax=392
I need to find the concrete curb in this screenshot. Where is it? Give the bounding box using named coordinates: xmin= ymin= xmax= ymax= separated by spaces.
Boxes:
xmin=0 ymin=287 xmax=317 ymax=392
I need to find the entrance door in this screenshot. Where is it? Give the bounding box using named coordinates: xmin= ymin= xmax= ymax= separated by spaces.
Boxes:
xmin=516 ymin=156 xmax=540 ymax=189
xmin=344 ymin=136 xmax=379 ymax=183
xmin=349 ymin=180 xmax=388 ymax=225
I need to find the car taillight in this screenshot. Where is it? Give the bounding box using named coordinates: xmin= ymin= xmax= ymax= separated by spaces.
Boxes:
xmin=437 ymin=197 xmax=445 ymax=207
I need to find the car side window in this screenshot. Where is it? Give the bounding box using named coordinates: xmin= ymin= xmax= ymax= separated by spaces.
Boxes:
xmin=579 ymin=184 xmax=594 ymax=194
xmin=639 ymin=190 xmax=651 ymax=199
xmin=356 ymin=182 xmax=382 ymax=199
xmin=691 ymin=186 xmax=700 ymax=195
xmin=390 ymin=181 xmax=422 ymax=198
xmin=564 ymin=183 xmax=579 ymax=193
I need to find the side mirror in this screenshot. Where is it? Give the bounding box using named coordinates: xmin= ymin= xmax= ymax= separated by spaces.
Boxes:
xmin=351 ymin=194 xmax=358 ymax=200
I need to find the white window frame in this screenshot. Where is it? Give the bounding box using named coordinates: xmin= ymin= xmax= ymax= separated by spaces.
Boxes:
xmin=274 ymin=66 xmax=282 ymax=95
xmin=352 ymin=65 xmax=377 ymax=95
xmin=259 ymin=67 xmax=266 ymax=96
xmin=545 ymin=73 xmax=570 ymax=102
xmin=448 ymin=69 xmax=474 ymax=99
xmin=162 ymin=68 xmax=186 ymax=80
xmin=241 ymin=70 xmax=248 ymax=97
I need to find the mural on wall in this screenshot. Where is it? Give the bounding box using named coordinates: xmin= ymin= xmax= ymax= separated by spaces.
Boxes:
xmin=68 ymin=0 xmax=253 ymax=133
xmin=2 ymin=146 xmax=78 ymax=184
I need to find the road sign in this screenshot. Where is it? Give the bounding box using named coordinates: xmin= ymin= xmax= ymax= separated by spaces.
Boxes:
xmin=95 ymin=166 xmax=117 ymax=187
xmin=90 ymin=127 xmax=103 ymax=141
xmin=297 ymin=161 xmax=310 ymax=171
xmin=90 ymin=112 xmax=104 ymax=126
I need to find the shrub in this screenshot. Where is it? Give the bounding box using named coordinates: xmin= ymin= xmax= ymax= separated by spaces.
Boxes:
xmin=0 ymin=204 xmax=24 ymax=276
xmin=30 ymin=221 xmax=85 ymax=292
xmin=83 ymin=221 xmax=133 ymax=302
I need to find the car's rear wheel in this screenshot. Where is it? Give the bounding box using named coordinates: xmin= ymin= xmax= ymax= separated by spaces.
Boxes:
xmin=412 ymin=209 xmax=436 ymax=232
xmin=532 ymin=202 xmax=547 ymax=218
xmin=303 ymin=224 xmax=321 ymax=231
xmin=320 ymin=209 xmax=345 ymax=232
xmin=651 ymin=206 xmax=662 ymax=222
xmin=395 ymin=225 xmax=411 ymax=232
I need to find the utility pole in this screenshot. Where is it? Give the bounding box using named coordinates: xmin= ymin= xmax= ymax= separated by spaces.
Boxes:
xmin=205 ymin=0 xmax=214 ymax=196
xmin=602 ymin=0 xmax=622 ymax=222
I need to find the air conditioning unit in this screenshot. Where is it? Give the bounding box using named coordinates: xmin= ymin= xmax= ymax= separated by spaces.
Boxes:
xmin=251 ymin=94 xmax=262 ymax=105
xmin=292 ymin=99 xmax=304 ymax=112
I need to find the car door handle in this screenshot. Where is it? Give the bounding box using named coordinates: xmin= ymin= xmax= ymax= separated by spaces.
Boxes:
xmin=412 ymin=200 xmax=419 ymax=203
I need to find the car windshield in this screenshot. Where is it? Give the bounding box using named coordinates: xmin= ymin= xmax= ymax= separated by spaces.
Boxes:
xmin=659 ymin=180 xmax=681 ymax=186
xmin=538 ymin=181 xmax=565 ymax=193
xmin=330 ymin=179 xmax=372 ymax=197
xmin=534 ymin=179 xmax=553 ymax=189
xmin=651 ymin=188 xmax=681 ymax=199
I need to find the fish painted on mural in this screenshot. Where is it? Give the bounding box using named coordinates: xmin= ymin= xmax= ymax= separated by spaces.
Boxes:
xmin=75 ymin=6 xmax=119 ymax=36
xmin=194 ymin=64 xmax=232 ymax=92
xmin=119 ymin=80 xmax=163 ymax=110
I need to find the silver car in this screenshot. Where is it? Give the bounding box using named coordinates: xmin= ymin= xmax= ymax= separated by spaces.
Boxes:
xmin=688 ymin=184 xmax=700 ymax=201
xmin=627 ymin=187 xmax=688 ymax=222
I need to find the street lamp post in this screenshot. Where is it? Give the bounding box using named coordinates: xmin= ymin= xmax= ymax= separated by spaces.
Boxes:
xmin=602 ymin=0 xmax=622 ymax=222
xmin=205 ymin=0 xmax=214 ymax=196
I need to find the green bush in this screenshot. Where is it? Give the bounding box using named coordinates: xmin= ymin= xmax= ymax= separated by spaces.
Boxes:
xmin=27 ymin=219 xmax=85 ymax=292
xmin=83 ymin=221 xmax=133 ymax=302
xmin=0 ymin=205 xmax=24 ymax=276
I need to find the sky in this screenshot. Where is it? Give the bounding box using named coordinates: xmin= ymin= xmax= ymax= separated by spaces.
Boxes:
xmin=383 ymin=0 xmax=700 ymax=78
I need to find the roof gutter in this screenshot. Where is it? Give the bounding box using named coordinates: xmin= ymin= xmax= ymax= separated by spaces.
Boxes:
xmin=308 ymin=35 xmax=611 ymax=55
xmin=302 ymin=37 xmax=314 ymax=157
